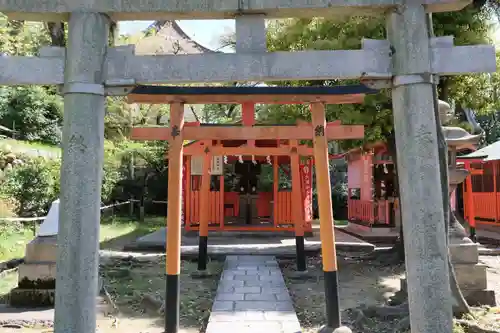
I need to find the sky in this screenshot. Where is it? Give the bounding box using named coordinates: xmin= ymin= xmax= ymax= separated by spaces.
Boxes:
xmin=119 ymin=20 xmax=234 ymax=50
xmin=120 ymin=19 xmax=500 ymax=50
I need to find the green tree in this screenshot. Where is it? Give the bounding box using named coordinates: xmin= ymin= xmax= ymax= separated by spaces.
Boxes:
xmin=0 ymin=15 xmax=50 ymax=56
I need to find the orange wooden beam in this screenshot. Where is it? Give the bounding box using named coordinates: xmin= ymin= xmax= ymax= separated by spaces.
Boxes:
xmin=127 ymin=93 xmax=366 ymax=105
xmin=131 ymin=123 xmax=364 ymax=141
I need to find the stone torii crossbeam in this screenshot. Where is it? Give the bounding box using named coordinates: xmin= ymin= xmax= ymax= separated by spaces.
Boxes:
xmin=0 ymin=1 xmax=495 ymax=333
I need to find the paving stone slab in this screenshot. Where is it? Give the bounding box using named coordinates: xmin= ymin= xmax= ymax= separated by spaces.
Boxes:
xmin=206 ymin=255 xmax=301 ymax=333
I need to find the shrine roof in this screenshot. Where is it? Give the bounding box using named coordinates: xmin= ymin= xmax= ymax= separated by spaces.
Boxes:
xmin=128 ymin=84 xmax=378 ymax=105
xmin=459 ymin=140 xmax=500 ymax=162
xmin=130 ymin=84 xmax=377 ymax=96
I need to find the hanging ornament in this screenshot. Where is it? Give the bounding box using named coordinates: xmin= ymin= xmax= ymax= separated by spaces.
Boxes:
xmin=223 ymin=155 xmax=228 ymax=164
xmin=266 ymin=155 xmax=272 ymax=165
xmin=238 ymin=155 xmax=243 ymax=164
xmin=251 ymin=155 xmax=257 ymax=165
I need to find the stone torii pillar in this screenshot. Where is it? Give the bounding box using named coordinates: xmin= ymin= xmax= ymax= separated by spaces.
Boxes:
xmin=0 ymin=1 xmax=495 ymax=333
xmin=57 ymin=12 xmax=109 ymax=333
xmin=389 ymin=5 xmax=454 ymax=332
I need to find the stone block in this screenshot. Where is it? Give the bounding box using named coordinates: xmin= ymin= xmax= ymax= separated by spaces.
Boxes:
xmin=220 ymin=280 xmax=244 ymax=287
xmin=212 ymin=301 xmax=235 ymax=311
xmin=244 ymin=293 xmax=277 ymax=301
xmin=18 ymin=262 xmax=56 ymax=288
xmin=234 ymin=275 xmax=260 ymax=282
xmin=216 ymin=293 xmax=245 ymax=301
xmin=461 ymin=289 xmax=497 ymax=307
xmin=259 ymin=274 xmax=284 ymax=282
xmin=449 ymin=243 xmax=479 ymax=264
xmin=401 ymin=263 xmax=488 ymax=291
xmin=400 ymin=268 xmax=496 ymax=306
xmin=217 ymin=285 xmax=235 ymax=293
xmin=24 ymin=236 xmax=58 ymax=263
xmin=234 ymin=286 xmax=261 ymax=294
xmin=235 ymin=300 xmax=278 ymax=311
xmin=454 ymin=264 xmax=488 ymax=290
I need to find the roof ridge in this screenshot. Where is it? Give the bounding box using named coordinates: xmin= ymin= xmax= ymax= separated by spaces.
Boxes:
xmin=147 ymin=20 xmax=218 ymax=54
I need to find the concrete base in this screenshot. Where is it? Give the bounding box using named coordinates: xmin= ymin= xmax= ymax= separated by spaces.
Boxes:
xmin=341 ymin=223 xmax=399 ymax=244
xmin=10 ymin=236 xmax=57 ymax=307
xmin=126 ymin=227 xmax=375 ymax=255
xmin=318 ymin=325 xmax=352 ymax=333
xmin=24 ymin=236 xmax=57 ymax=262
xmin=400 ymin=242 xmax=496 ymax=306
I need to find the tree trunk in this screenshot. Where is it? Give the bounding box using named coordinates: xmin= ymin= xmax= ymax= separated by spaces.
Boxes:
xmin=438 ymin=77 xmax=450 ymax=102
xmin=46 ymin=22 xmax=66 ymax=47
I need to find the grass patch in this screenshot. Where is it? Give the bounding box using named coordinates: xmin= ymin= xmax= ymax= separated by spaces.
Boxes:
xmin=0 ymin=269 xmax=18 ymax=303
xmin=99 ymin=216 xmax=165 ymax=250
xmin=0 ymin=216 xmax=166 ymax=262
xmin=0 ymin=139 xmax=60 ymax=154
xmin=102 ymin=257 xmax=223 ymax=332
xmin=0 ymin=223 xmax=36 ymax=263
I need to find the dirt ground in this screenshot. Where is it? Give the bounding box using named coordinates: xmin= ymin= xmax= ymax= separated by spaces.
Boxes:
xmin=1 ymin=253 xmax=499 ymax=333
xmin=1 ymin=256 xmax=223 ymax=333
xmin=280 ymin=254 xmax=500 ymax=333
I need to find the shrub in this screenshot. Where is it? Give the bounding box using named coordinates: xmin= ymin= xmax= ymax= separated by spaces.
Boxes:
xmin=0 ymin=157 xmax=61 ymax=217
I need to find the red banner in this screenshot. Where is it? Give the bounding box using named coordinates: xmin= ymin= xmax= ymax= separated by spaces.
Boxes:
xmin=300 ymin=158 xmax=313 ymax=222
xmin=181 ymin=162 xmax=186 ymax=224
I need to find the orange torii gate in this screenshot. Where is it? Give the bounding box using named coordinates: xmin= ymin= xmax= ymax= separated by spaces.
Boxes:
xmin=129 ymin=84 xmax=371 ymax=275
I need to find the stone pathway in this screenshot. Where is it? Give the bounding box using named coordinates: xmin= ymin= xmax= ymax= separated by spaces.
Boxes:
xmin=206 ymin=255 xmax=301 ymax=333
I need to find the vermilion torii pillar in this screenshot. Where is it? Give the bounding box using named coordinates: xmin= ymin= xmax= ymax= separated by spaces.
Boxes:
xmin=0 ymin=1 xmax=495 ymax=333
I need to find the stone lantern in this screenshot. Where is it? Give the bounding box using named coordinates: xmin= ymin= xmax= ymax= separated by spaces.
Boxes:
xmin=439 ymin=100 xmax=496 ymax=306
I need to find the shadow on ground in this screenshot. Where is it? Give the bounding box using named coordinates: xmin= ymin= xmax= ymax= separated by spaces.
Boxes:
xmin=280 ymin=255 xmax=405 ymax=333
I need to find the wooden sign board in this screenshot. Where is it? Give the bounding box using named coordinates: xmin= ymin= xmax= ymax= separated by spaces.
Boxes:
xmin=191 ymin=156 xmax=223 ymax=175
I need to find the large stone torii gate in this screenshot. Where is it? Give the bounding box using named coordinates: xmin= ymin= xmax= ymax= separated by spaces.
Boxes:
xmin=0 ymin=1 xmax=495 ymax=333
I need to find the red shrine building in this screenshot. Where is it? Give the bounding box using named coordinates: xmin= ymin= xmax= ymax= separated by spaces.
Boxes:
xmin=130 ymin=84 xmax=375 ymax=233
xmin=345 ymin=142 xmax=400 ymax=229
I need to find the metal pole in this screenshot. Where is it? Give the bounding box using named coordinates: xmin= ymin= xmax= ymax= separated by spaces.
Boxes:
xmin=54 ymin=11 xmax=109 ymax=333
xmin=387 ymin=3 xmax=453 ymax=333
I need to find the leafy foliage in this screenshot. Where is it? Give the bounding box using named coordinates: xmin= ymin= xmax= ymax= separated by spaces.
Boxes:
xmin=0 ymin=86 xmax=64 ymax=145
xmin=264 ymin=6 xmax=497 ymax=150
